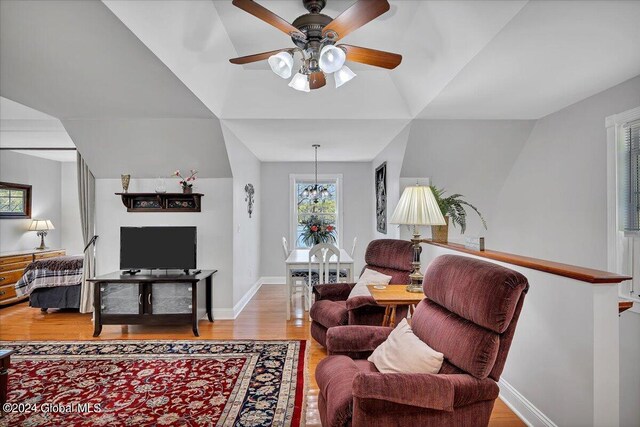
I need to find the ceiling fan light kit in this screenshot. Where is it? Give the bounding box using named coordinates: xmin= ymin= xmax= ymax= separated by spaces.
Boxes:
xmin=318 ymin=45 xmax=346 ymax=73
xmin=334 ymin=65 xmax=356 ymax=88
xmin=230 ymin=0 xmax=402 ymax=92
xmin=268 ymin=51 xmax=294 ymax=78
xmin=288 ymin=71 xmax=311 ymax=92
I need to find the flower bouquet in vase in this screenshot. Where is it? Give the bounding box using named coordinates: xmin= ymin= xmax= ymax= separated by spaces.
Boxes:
xmin=173 ymin=169 xmax=198 ymax=194
xmin=298 ymin=215 xmax=337 ymax=246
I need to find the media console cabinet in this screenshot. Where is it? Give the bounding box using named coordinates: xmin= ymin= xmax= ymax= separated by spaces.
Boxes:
xmin=89 ymin=270 xmax=216 ymax=337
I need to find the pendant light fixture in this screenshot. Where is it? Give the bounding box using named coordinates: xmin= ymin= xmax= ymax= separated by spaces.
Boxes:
xmin=301 ymin=144 xmax=329 ymax=203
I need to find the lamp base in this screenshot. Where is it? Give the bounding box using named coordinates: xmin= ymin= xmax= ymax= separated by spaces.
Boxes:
xmin=35 ymin=231 xmax=48 ymax=250
xmin=405 ymin=283 xmax=424 ymax=293
xmin=407 ymin=229 xmax=425 ymax=293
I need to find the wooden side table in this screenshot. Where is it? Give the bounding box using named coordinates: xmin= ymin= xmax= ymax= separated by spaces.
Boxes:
xmin=367 ymin=285 xmax=425 ymax=327
xmin=1 ymin=349 xmax=16 ymax=410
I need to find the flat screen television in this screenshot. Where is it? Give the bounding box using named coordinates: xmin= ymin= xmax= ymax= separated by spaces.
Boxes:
xmin=120 ymin=226 xmax=197 ymax=270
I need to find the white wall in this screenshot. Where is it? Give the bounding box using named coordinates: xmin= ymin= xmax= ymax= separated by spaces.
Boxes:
xmin=260 ymin=162 xmax=373 ymax=277
xmin=403 ymin=75 xmax=640 ymax=426
xmin=60 ymin=161 xmax=83 ymax=255
xmin=223 ymin=126 xmax=261 ymax=307
xmin=620 ymin=312 xmax=640 ymax=427
xmin=401 ymin=119 xmax=536 ymax=242
xmin=94 ymin=178 xmax=234 ymax=313
xmin=371 ymin=124 xmax=411 ymax=240
xmin=493 ymin=75 xmax=640 ymax=268
xmin=489 ymin=74 xmax=640 ymax=427
xmin=0 ymin=151 xmax=61 ymax=252
xmin=65 ymin=118 xmax=231 ymax=179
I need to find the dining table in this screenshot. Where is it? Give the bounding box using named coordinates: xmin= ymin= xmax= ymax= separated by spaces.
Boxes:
xmin=285 ymin=248 xmax=354 ymax=320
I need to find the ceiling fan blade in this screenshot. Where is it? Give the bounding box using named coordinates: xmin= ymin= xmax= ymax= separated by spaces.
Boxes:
xmin=322 ymin=0 xmax=390 ymax=41
xmin=229 ymin=48 xmax=290 ymax=64
xmin=339 ymin=44 xmax=402 ymax=69
xmin=232 ymin=0 xmax=306 ymax=40
xmin=309 ymin=72 xmax=326 ymax=90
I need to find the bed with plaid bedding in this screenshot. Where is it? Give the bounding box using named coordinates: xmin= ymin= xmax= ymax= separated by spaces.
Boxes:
xmin=15 ymin=256 xmax=83 ymax=297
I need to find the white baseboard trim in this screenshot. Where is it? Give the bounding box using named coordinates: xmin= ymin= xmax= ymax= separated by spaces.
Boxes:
xmin=233 ymin=278 xmax=265 ymax=318
xmin=499 ymin=378 xmax=557 ymax=427
xmin=211 ymin=276 xmax=287 ymax=320
xmin=212 ymin=308 xmax=235 ymax=320
xmin=260 ymin=276 xmax=285 ymax=284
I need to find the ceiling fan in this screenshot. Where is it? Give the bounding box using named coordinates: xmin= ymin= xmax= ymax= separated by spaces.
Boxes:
xmin=229 ymin=0 xmax=402 ymax=92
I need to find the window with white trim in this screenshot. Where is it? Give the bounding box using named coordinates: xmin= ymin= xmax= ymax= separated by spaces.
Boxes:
xmin=290 ymin=174 xmax=342 ymax=249
xmin=621 ymin=120 xmax=640 ymax=232
xmin=607 ymin=107 xmax=640 ymax=306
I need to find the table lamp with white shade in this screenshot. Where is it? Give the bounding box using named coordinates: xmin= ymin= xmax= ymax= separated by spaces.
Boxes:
xmin=390 ymin=185 xmax=445 ymax=292
xmin=28 ymin=219 xmax=55 ymax=250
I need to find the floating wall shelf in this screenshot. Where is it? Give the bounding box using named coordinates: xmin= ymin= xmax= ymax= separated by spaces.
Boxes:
xmin=116 ymin=193 xmax=203 ymax=213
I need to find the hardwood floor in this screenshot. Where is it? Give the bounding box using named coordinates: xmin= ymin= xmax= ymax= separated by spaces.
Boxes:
xmin=0 ymin=284 xmax=524 ymax=426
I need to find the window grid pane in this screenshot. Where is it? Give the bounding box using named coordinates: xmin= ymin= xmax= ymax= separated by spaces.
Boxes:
xmin=295 ymin=178 xmax=339 ymax=248
xmin=0 ymin=185 xmax=29 ymax=216
xmin=625 ymin=124 xmax=640 ymax=230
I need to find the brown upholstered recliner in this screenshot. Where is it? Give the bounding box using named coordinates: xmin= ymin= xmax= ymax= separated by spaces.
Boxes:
xmin=315 ymin=254 xmax=529 ymax=427
xmin=309 ymin=239 xmax=414 ymax=347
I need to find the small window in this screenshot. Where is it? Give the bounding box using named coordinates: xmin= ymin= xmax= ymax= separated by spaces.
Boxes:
xmin=290 ymin=174 xmax=342 ymax=249
xmin=621 ymin=120 xmax=640 ymax=232
xmin=0 ymin=182 xmax=32 ymax=219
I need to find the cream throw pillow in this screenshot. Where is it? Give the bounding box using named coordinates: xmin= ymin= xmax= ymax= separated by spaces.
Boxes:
xmin=368 ymin=318 xmax=444 ymax=374
xmin=347 ymin=268 xmax=392 ymax=300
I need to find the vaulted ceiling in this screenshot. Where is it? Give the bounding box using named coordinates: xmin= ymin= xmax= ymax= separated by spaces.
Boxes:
xmin=2 ymin=0 xmax=640 ymax=169
xmin=0 ymin=0 xmax=231 ymax=177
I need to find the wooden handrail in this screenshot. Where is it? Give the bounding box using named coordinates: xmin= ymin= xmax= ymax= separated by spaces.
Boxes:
xmin=420 ymin=239 xmax=632 ymax=284
xmin=619 ymin=300 xmax=634 ymax=314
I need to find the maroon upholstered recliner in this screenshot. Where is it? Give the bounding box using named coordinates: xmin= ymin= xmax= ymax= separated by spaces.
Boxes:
xmin=315 ymin=254 xmax=529 ymax=427
xmin=309 ymin=239 xmax=414 ymax=347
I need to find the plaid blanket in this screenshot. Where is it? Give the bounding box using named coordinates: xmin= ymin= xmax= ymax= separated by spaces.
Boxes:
xmin=15 ymin=256 xmax=84 ymax=297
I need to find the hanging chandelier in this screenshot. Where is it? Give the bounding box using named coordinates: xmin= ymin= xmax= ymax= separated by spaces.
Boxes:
xmin=302 ymin=144 xmax=329 ymax=203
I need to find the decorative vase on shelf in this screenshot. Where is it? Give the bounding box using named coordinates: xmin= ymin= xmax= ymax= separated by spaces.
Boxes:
xmin=155 ymin=177 xmax=166 ymax=194
xmin=431 ymin=216 xmax=449 ymax=243
xmin=121 ymin=174 xmax=131 ymax=193
xmin=182 ymin=186 xmax=193 ymax=194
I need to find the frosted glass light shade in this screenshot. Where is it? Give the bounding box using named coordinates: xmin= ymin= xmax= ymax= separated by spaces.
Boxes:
xmin=28 ymin=219 xmax=55 ymax=231
xmin=390 ymin=186 xmax=446 ymax=226
xmin=319 ymin=45 xmax=346 ymax=73
xmin=268 ymin=51 xmax=293 ymax=79
xmin=288 ymin=72 xmax=310 ymax=92
xmin=334 ymin=65 xmax=356 ymax=88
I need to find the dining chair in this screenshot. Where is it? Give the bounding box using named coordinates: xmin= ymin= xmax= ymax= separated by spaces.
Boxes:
xmin=307 ymin=243 xmax=340 ymax=312
xmin=281 ymin=236 xmax=290 ymax=259
xmin=282 ymin=237 xmax=309 ymax=313
xmin=338 ymin=236 xmax=357 ymax=279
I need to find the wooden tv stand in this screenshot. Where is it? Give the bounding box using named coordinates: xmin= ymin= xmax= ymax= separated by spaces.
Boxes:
xmin=89 ymin=270 xmax=216 ymax=337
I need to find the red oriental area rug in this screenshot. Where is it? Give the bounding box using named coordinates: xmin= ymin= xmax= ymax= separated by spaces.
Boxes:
xmin=0 ymin=340 xmax=307 ymax=427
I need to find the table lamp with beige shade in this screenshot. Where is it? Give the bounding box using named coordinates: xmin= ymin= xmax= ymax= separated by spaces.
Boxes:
xmin=28 ymin=219 xmax=55 ymax=250
xmin=390 ymin=185 xmax=445 ymax=292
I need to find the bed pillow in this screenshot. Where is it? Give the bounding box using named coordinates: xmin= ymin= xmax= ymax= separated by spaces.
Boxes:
xmin=368 ymin=318 xmax=444 ymax=374
xmin=348 ymin=268 xmax=392 ymax=300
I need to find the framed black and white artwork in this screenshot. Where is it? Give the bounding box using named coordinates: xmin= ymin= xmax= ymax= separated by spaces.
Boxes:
xmin=244 ymin=183 xmax=255 ymax=218
xmin=375 ymin=162 xmax=387 ymax=234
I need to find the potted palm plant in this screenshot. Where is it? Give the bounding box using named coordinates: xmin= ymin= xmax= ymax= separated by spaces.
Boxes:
xmin=429 ymin=186 xmax=487 ymax=243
